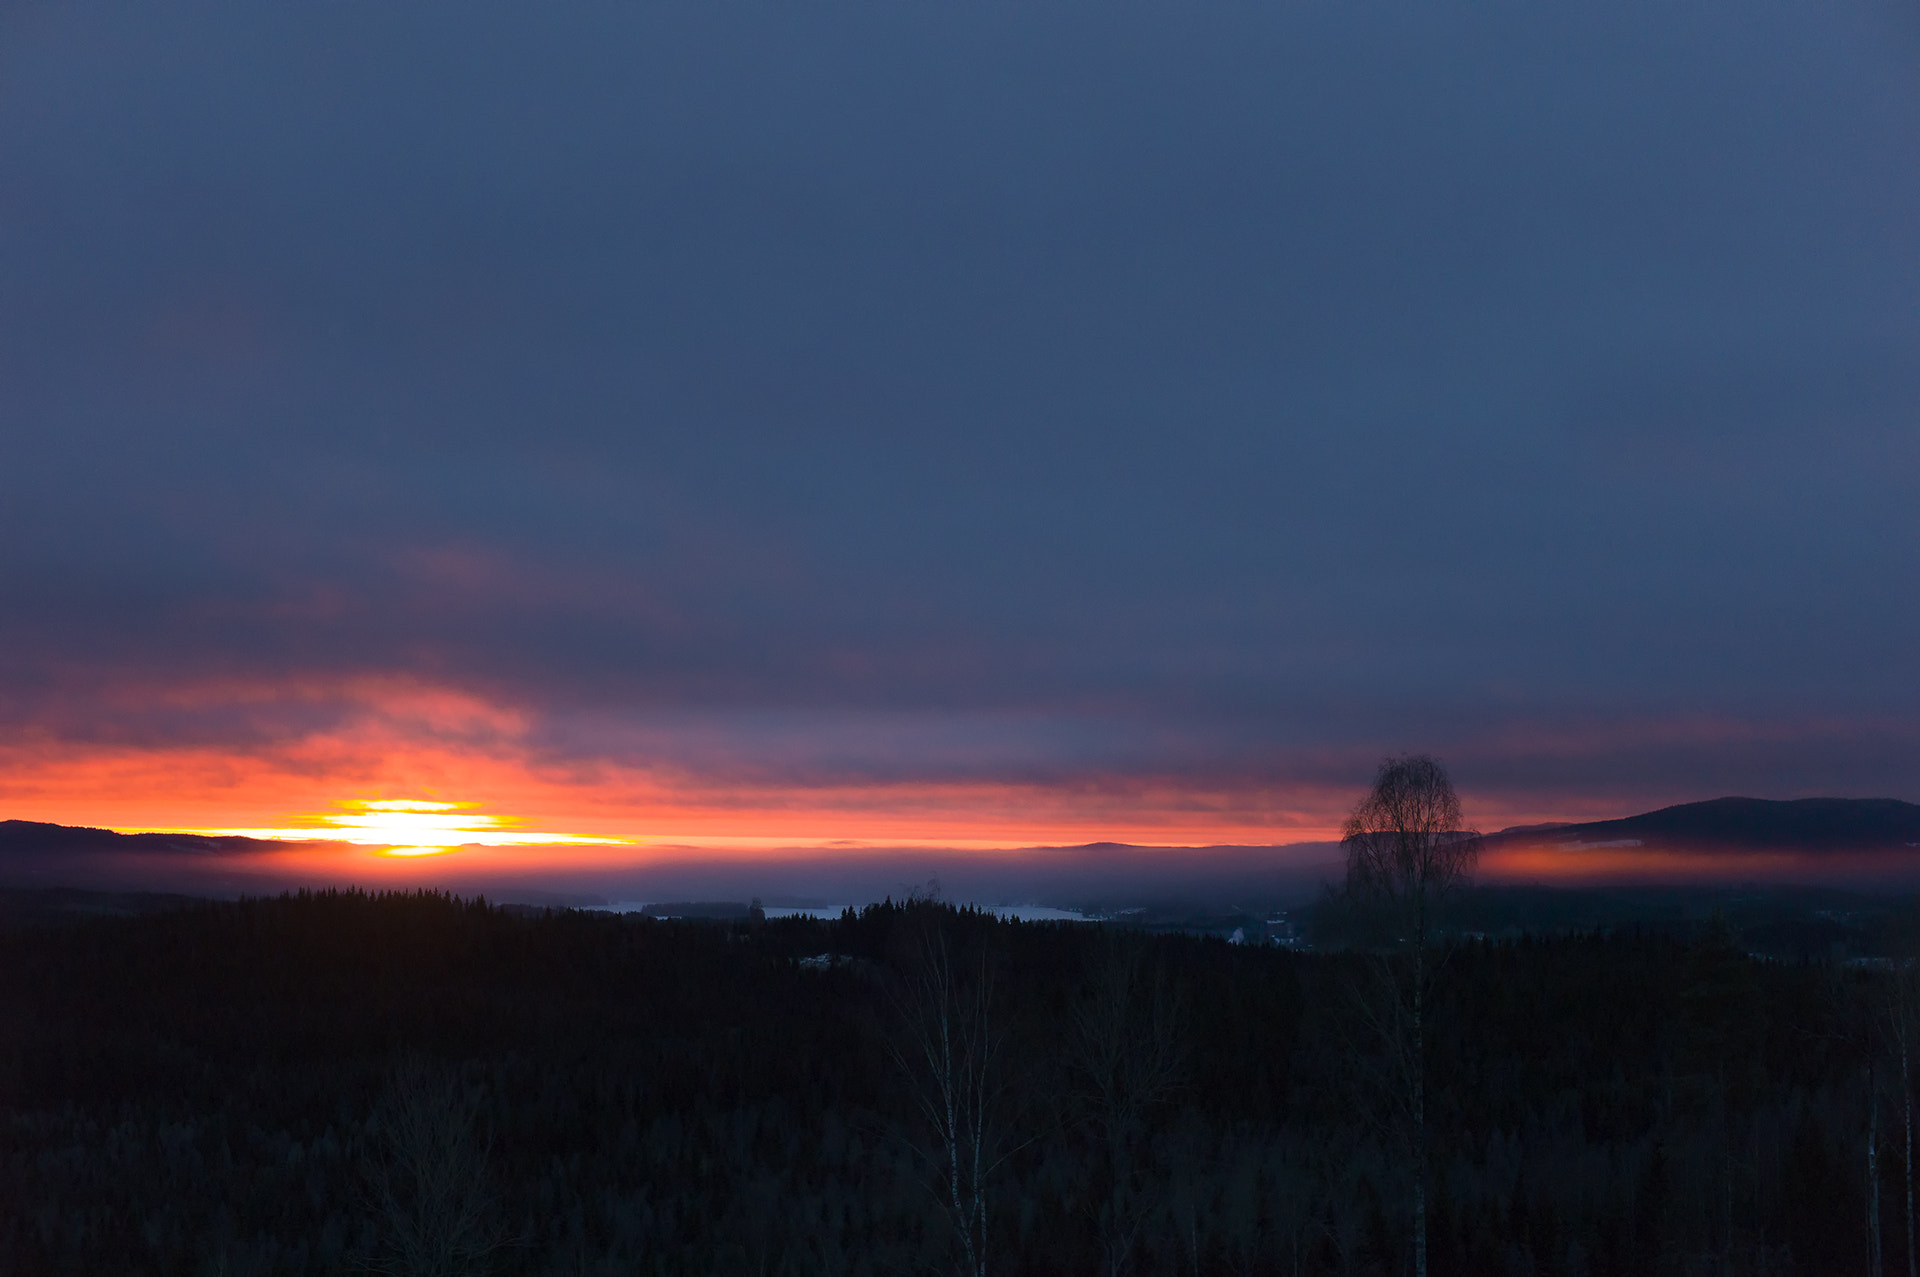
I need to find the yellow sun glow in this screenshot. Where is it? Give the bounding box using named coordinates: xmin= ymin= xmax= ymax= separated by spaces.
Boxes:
xmin=180 ymin=798 xmax=636 ymax=856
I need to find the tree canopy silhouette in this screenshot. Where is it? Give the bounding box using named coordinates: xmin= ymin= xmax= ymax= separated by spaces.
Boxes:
xmin=1342 ymin=753 xmax=1479 ymax=941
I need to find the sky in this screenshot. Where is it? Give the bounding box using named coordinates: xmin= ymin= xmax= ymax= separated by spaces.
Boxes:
xmin=2 ymin=1 xmax=1917 ymax=886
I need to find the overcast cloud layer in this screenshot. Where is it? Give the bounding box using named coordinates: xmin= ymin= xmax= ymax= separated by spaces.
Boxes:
xmin=2 ymin=0 xmax=1917 ymax=837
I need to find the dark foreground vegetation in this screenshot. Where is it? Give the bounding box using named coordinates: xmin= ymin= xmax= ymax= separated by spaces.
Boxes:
xmin=0 ymin=889 xmax=1913 ymax=1275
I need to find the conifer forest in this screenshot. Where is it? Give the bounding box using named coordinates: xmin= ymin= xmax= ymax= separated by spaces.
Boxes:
xmin=0 ymin=889 xmax=1910 ymax=1275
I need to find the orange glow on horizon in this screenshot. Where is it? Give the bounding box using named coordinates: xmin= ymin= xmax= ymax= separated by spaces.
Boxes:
xmin=8 ymin=730 xmax=1902 ymax=889
xmin=174 ymin=797 xmax=638 ymax=857
xmin=1478 ymin=842 xmax=1920 ymax=887
xmin=0 ymin=677 xmax=1670 ymax=867
xmin=0 ymin=735 xmax=1350 ymax=862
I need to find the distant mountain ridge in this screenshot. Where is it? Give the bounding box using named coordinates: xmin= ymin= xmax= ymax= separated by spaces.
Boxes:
xmin=1485 ymin=797 xmax=1920 ymax=853
xmin=0 ymin=820 xmax=294 ymax=858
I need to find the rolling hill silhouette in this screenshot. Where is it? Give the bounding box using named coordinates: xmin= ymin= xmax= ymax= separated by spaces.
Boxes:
xmin=0 ymin=820 xmax=300 ymax=858
xmin=1484 ymin=797 xmax=1920 ymax=853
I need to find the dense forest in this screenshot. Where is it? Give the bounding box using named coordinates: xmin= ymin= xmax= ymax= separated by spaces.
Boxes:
xmin=0 ymin=889 xmax=1911 ymax=1276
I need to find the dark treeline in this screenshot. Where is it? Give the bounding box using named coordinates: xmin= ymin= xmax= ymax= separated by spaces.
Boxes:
xmin=0 ymin=890 xmax=1909 ymax=1275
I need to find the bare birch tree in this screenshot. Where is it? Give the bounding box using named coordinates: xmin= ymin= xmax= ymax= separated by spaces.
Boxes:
xmin=1340 ymin=753 xmax=1478 ymax=1277
xmin=360 ymin=1060 xmax=507 ymax=1277
xmin=886 ymin=909 xmax=1010 ymax=1277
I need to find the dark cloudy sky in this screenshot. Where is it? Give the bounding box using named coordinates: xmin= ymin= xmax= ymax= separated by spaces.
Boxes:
xmin=2 ymin=0 xmax=1916 ymax=850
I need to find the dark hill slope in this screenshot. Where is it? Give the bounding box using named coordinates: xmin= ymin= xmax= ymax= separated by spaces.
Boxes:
xmin=0 ymin=820 xmax=308 ymax=857
xmin=1487 ymin=797 xmax=1920 ymax=853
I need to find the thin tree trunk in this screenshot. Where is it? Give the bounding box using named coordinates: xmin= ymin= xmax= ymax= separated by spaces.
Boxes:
xmin=894 ymin=925 xmax=994 ymax=1277
xmin=1414 ymin=1177 xmax=1427 ymax=1277
xmin=1724 ymin=1140 xmax=1735 ymax=1273
xmin=1903 ymin=1001 xmax=1916 ymax=1277
xmin=1873 ymin=1062 xmax=1885 ymax=1277
xmin=1718 ymin=1081 xmax=1733 ymax=1272
xmin=1413 ymin=936 xmax=1428 ymax=1277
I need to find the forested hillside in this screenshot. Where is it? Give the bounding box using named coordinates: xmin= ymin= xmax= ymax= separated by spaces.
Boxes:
xmin=0 ymin=891 xmax=1903 ymax=1275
